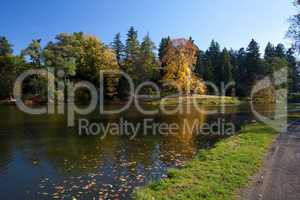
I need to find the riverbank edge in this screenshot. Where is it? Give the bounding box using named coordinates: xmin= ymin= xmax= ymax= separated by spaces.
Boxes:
xmin=134 ymin=123 xmax=278 ymax=200
xmin=144 ymin=95 xmax=241 ymax=106
xmin=0 ymin=95 xmax=241 ymax=106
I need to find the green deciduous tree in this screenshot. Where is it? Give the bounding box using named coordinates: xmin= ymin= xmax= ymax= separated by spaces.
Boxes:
xmin=288 ymin=1 xmax=300 ymax=51
xmin=0 ymin=56 xmax=25 ymax=99
xmin=0 ymin=36 xmax=13 ymax=56
xmin=286 ymin=48 xmax=300 ymax=93
xmin=44 ymin=33 xmax=120 ymax=98
xmin=22 ymin=39 xmax=43 ymax=68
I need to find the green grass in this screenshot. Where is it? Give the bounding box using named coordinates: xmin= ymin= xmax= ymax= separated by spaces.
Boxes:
xmin=148 ymin=95 xmax=241 ymax=106
xmin=134 ymin=123 xmax=278 ymax=200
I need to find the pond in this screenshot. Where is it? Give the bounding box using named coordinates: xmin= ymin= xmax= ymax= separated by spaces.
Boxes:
xmin=0 ymin=103 xmax=281 ymax=199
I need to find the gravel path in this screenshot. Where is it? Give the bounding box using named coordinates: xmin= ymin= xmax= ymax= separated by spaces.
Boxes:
xmin=240 ymin=121 xmax=300 ymax=200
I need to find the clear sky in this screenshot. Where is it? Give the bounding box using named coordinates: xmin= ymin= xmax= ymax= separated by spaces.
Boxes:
xmin=0 ymin=0 xmax=296 ymax=54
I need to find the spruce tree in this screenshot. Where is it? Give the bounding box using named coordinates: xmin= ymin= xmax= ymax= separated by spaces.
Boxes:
xmin=220 ymin=48 xmax=233 ymax=84
xmin=195 ymin=49 xmax=205 ymax=78
xmin=203 ymin=51 xmax=214 ymax=82
xmin=246 ymin=39 xmax=261 ymax=82
xmin=139 ymin=34 xmax=157 ymax=81
xmin=111 ymin=33 xmax=124 ymax=65
xmin=124 ymin=26 xmax=140 ymax=82
xmin=235 ymin=48 xmax=248 ymax=96
xmin=207 ymin=40 xmax=221 ymax=85
xmin=125 ymin=27 xmax=140 ymax=64
xmin=158 ymin=37 xmax=171 ymax=62
xmin=158 ymin=36 xmax=171 ymax=81
xmin=229 ymin=49 xmax=238 ymax=83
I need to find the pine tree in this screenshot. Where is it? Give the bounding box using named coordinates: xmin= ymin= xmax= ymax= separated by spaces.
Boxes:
xmin=207 ymin=40 xmax=221 ymax=85
xmin=229 ymin=49 xmax=238 ymax=83
xmin=195 ymin=49 xmax=205 ymax=78
xmin=203 ymin=52 xmax=214 ymax=82
xmin=246 ymin=39 xmax=261 ymax=82
xmin=158 ymin=37 xmax=171 ymax=62
xmin=111 ymin=33 xmax=124 ymax=65
xmin=275 ymin=43 xmax=286 ymax=58
xmin=264 ymin=42 xmax=276 ymax=59
xmin=158 ymin=37 xmax=171 ymax=81
xmin=220 ymin=48 xmax=233 ymax=84
xmin=139 ymin=34 xmax=157 ymax=81
xmin=205 ymin=59 xmax=214 ymax=83
xmin=124 ymin=27 xmax=140 ymax=82
xmin=236 ymin=48 xmax=248 ymax=97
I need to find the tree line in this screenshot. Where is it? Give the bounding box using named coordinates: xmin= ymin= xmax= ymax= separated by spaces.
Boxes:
xmin=195 ymin=39 xmax=299 ymax=97
xmin=0 ymin=26 xmax=299 ymax=102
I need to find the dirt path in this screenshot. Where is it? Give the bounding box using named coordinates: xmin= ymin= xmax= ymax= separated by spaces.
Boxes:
xmin=240 ymin=121 xmax=300 ymax=200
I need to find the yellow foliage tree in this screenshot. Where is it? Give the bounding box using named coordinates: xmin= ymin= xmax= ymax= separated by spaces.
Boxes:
xmin=162 ymin=38 xmax=206 ymax=95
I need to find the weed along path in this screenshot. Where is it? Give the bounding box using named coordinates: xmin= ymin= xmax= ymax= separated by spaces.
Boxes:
xmin=240 ymin=121 xmax=300 ymax=200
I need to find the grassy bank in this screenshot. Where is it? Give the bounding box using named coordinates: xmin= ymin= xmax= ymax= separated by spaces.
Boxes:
xmin=148 ymin=95 xmax=241 ymax=106
xmin=134 ymin=123 xmax=278 ymax=200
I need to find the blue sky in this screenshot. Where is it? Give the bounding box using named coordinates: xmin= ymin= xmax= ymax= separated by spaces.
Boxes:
xmin=0 ymin=0 xmax=296 ymax=54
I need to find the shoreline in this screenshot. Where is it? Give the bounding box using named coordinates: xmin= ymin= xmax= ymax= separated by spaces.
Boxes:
xmin=0 ymin=95 xmax=242 ymax=106
xmin=134 ymin=123 xmax=278 ymax=200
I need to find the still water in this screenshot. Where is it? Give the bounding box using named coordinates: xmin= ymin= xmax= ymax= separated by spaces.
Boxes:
xmin=0 ymin=104 xmax=277 ymax=199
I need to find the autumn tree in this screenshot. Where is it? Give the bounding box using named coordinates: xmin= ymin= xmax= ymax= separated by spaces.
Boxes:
xmin=162 ymin=38 xmax=206 ymax=94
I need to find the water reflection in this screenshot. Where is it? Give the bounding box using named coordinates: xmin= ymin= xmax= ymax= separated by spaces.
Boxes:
xmin=0 ymin=104 xmax=276 ymax=199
